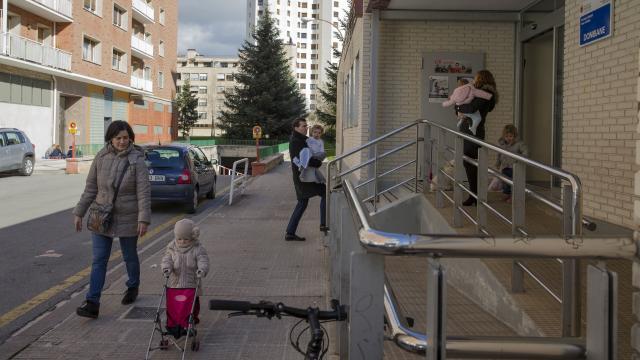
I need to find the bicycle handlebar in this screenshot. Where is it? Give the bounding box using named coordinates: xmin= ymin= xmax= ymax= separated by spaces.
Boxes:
xmin=209 ymin=299 xmax=347 ymax=321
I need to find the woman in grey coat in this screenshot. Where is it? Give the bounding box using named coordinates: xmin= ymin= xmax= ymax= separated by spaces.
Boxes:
xmin=73 ymin=121 xmax=151 ymax=318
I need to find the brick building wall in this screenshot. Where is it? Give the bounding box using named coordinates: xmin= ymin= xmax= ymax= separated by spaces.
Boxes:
xmin=563 ymin=0 xmax=640 ymax=228
xmin=375 ymin=21 xmax=515 ymax=179
xmin=6 ymin=4 xmax=54 ymax=40
xmin=55 ymin=1 xmax=131 ymax=88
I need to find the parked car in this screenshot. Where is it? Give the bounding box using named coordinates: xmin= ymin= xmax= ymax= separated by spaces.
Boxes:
xmin=0 ymin=128 xmax=35 ymax=176
xmin=143 ymin=143 xmax=217 ymax=213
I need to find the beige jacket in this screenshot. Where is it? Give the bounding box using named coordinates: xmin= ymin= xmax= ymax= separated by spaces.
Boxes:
xmin=73 ymin=143 xmax=151 ymax=237
xmin=161 ymin=240 xmax=210 ymax=292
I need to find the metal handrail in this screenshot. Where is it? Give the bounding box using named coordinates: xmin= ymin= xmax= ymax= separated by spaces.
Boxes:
xmin=342 ymin=178 xmax=637 ymax=259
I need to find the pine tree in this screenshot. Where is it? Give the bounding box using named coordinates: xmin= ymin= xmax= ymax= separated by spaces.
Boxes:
xmin=176 ymin=79 xmax=198 ymax=140
xmin=219 ymin=9 xmax=306 ymax=140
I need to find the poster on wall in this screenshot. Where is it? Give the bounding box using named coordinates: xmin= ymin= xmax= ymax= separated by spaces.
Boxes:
xmin=428 ymin=76 xmax=449 ymax=103
xmin=579 ymin=0 xmax=613 ymax=47
xmin=433 ymin=58 xmax=473 ymax=74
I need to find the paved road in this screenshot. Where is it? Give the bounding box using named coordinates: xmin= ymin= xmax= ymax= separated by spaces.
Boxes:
xmin=0 ymin=172 xmax=232 ymax=343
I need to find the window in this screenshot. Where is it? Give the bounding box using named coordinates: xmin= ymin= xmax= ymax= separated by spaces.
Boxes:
xmin=299 ymin=83 xmax=306 ymax=89
xmin=198 ymin=86 xmax=207 ymax=94
xmin=299 ymin=43 xmax=307 ymax=49
xmin=333 ymin=1 xmax=338 ymax=6
xmin=82 ymin=36 xmax=101 ymax=64
xmin=132 ymin=125 xmax=148 ymax=134
xmin=311 ymin=24 xmax=318 ymax=30
xmin=333 ymin=11 xmax=339 ymax=17
xmin=226 ymin=74 xmax=234 ymax=81
xmin=158 ymin=72 xmax=164 ymax=89
xmin=298 ymin=53 xmax=307 ymax=59
xmin=297 ymin=63 xmax=307 ymax=69
xmin=159 ymin=8 xmax=165 ymax=25
xmin=198 ymin=99 xmax=207 ymax=106
xmin=216 ymin=73 xmax=225 ymax=80
xmin=310 ymin=84 xmax=316 ymax=90
xmin=312 ymin=3 xmax=319 ymax=9
xmin=190 ymin=73 xmax=199 ymax=81
xmin=0 ymin=73 xmax=51 ymax=107
xmin=84 ymin=0 xmax=99 ymax=14
xmin=311 ymin=44 xmax=318 ymax=50
xmin=298 ymin=73 xmax=307 ymax=79
xmin=310 ymin=74 xmax=317 ymax=80
xmin=190 ymin=86 xmax=198 ymax=93
xmin=311 ymin=34 xmax=318 ymax=40
xmin=299 ymin=32 xmax=307 ymax=39
xmin=310 ymin=64 xmax=318 ymax=70
xmin=198 ymin=112 xmax=207 ymax=120
xmin=299 ymin=2 xmax=307 ymax=8
xmin=111 ymin=48 xmax=126 ymax=72
xmin=332 ymin=42 xmax=338 ymax=48
xmin=199 ymin=73 xmax=207 ymax=81
xmin=113 ymin=5 xmax=127 ymax=29
xmin=216 ymin=86 xmax=224 ymax=94
xmin=310 ymin=94 xmax=316 ymax=100
xmin=154 ymin=126 xmax=163 ymax=135
xmin=159 ymin=40 xmax=165 ymax=57
xmin=310 ymin=53 xmax=318 ymax=59
xmin=309 ymin=104 xmax=316 ymax=110
xmin=220 ymin=62 xmax=228 ymax=68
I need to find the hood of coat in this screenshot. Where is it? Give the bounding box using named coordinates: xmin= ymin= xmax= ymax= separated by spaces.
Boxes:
xmin=169 ymin=238 xmax=202 ymax=253
xmin=96 ymin=143 xmax=144 ymax=189
xmin=479 ymin=84 xmax=498 ymax=104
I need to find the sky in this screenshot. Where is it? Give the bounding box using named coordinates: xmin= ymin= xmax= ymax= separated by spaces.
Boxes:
xmin=177 ymin=0 xmax=246 ymax=57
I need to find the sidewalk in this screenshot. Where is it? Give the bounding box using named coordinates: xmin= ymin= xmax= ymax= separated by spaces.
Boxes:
xmin=3 ymin=162 xmax=519 ymax=360
xmin=3 ymin=163 xmax=331 ymax=359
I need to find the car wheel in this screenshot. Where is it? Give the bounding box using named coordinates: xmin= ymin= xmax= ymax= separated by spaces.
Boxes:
xmin=20 ymin=157 xmax=34 ymax=176
xmin=186 ymin=187 xmax=198 ymax=214
xmin=206 ymin=180 xmax=216 ymax=199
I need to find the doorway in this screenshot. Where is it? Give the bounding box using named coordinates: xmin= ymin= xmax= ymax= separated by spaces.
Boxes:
xmin=518 ymin=1 xmax=564 ymax=189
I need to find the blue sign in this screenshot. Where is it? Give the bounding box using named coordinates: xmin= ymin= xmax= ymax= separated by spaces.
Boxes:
xmin=579 ymin=2 xmax=612 ymax=47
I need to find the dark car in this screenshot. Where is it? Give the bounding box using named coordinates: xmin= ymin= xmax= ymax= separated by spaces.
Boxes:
xmin=0 ymin=128 xmax=35 ymax=176
xmin=143 ymin=143 xmax=217 ymax=213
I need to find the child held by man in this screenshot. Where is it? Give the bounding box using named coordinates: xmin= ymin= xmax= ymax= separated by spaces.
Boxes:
xmin=442 ymin=78 xmax=494 ymax=136
xmin=161 ymin=219 xmax=210 ymax=325
xmin=495 ymin=125 xmax=528 ymax=203
xmin=295 ymin=124 xmax=326 ymax=184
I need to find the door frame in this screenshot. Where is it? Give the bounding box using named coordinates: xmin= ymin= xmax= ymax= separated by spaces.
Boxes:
xmin=515 ymin=1 xmax=565 ymax=187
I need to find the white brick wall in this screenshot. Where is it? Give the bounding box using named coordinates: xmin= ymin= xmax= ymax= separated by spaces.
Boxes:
xmin=375 ymin=21 xmax=515 ymax=179
xmin=564 ymin=0 xmax=640 ymax=228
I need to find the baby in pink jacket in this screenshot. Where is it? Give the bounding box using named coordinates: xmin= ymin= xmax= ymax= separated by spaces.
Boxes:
xmin=443 ymin=79 xmax=493 ymax=135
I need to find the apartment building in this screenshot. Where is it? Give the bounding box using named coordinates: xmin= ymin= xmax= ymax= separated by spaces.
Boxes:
xmin=0 ymin=0 xmax=177 ymax=158
xmin=246 ymin=0 xmax=348 ymax=112
xmin=176 ymin=49 xmax=239 ymax=138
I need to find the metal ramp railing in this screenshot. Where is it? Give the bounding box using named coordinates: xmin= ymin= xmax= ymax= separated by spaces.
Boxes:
xmin=326 ymin=119 xmax=635 ymax=359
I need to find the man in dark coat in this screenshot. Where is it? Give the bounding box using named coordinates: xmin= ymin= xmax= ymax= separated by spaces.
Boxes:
xmin=285 ymin=118 xmax=326 ymax=241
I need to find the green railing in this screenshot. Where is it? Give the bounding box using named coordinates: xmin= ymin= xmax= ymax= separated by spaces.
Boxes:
xmin=259 ymin=142 xmax=289 ymax=158
xmin=176 ymin=138 xmax=284 ymax=146
xmin=74 ymin=144 xmax=104 ymax=156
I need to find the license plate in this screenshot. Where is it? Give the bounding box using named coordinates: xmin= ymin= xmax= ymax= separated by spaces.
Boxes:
xmin=149 ymin=175 xmax=165 ymax=182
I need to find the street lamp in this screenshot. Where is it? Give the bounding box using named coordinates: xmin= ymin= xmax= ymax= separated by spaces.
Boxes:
xmin=300 ymin=17 xmax=344 ymax=39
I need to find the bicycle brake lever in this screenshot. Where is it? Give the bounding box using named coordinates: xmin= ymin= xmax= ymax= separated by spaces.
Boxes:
xmin=228 ymin=311 xmax=252 ymax=318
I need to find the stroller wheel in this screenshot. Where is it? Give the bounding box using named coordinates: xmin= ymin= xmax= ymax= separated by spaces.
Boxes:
xmin=191 ymin=340 xmax=200 ymax=352
xmin=159 ymin=339 xmax=169 ymax=350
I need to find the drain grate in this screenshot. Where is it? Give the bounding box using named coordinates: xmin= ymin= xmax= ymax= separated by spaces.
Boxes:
xmin=123 ymin=306 xmax=164 ymax=320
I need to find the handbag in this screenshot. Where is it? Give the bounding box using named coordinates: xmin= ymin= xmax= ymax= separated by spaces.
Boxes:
xmin=87 ymin=161 xmax=130 ymax=233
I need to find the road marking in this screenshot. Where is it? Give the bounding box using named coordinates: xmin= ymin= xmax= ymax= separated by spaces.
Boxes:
xmin=0 ymin=183 xmax=233 ymax=328
xmin=0 ymin=214 xmax=183 ymax=328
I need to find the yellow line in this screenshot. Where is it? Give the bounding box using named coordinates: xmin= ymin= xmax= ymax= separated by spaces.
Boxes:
xmin=0 ymin=184 xmax=234 ymax=327
xmin=0 ymin=214 xmax=183 ymax=327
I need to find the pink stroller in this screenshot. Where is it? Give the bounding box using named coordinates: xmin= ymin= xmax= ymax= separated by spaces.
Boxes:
xmin=145 ymin=277 xmax=201 ymax=360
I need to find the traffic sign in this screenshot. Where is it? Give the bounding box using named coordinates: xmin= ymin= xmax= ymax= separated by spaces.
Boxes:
xmin=69 ymin=122 xmax=77 ymax=129
xmin=252 ymin=125 xmax=262 ymax=139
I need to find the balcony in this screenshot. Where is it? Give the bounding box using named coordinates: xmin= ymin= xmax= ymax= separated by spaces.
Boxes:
xmin=1 ymin=32 xmax=71 ymax=71
xmin=9 ymin=0 xmax=73 ymax=22
xmin=132 ymin=0 xmax=154 ymax=23
xmin=130 ymin=76 xmax=152 ymax=92
xmin=131 ymin=35 xmax=153 ymax=58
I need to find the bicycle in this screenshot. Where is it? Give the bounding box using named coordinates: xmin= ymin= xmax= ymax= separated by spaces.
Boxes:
xmin=209 ymin=298 xmax=347 ymax=360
